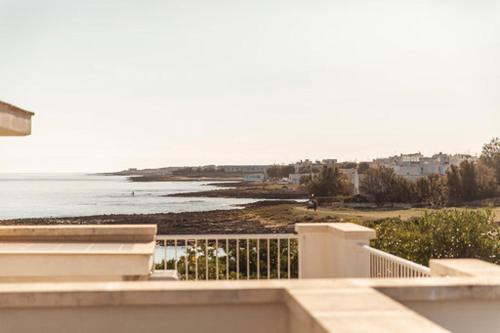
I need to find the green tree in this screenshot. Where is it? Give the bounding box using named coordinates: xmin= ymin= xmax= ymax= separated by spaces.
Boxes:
xmin=266 ymin=165 xmax=296 ymax=179
xmin=446 ymin=165 xmax=463 ymax=204
xmin=306 ymin=166 xmax=352 ymax=197
xmin=447 ymin=160 xmax=498 ymax=204
xmin=357 ymin=162 xmax=370 ymax=174
xmin=459 ymin=160 xmax=478 ymax=202
xmin=481 ymin=137 xmax=500 ymax=184
xmin=415 ymin=174 xmax=448 ymax=207
xmin=476 ymin=160 xmax=498 ymax=199
xmin=360 ymin=166 xmax=400 ymax=206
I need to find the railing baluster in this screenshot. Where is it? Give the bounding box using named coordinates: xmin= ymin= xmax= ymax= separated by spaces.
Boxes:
xmin=287 ymin=238 xmax=291 ymax=279
xmin=174 ymin=239 xmax=178 ymax=272
xmin=277 ymin=239 xmax=280 ymax=279
xmin=195 ymin=239 xmax=198 ymax=280
xmin=382 ymin=257 xmax=385 ymax=277
xmin=226 ymin=239 xmax=229 ymax=280
xmin=236 ymin=239 xmax=240 ymax=280
xmin=215 ymin=239 xmax=219 ymax=280
xmin=371 ymin=253 xmax=375 ymax=278
xmin=246 ymin=239 xmax=250 ymax=280
xmin=256 ymin=239 xmax=260 ymax=280
xmin=184 ymin=239 xmax=188 ymax=280
xmin=205 ymin=238 xmax=209 ymax=281
xmin=267 ymin=238 xmax=270 ymax=279
xmin=163 ymin=239 xmax=167 ymax=271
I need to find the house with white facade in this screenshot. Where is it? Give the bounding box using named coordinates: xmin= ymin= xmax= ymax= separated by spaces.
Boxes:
xmin=220 ymin=165 xmax=270 ymax=173
xmin=244 ymin=173 xmax=266 ymax=182
xmin=375 ymin=153 xmax=475 ymax=181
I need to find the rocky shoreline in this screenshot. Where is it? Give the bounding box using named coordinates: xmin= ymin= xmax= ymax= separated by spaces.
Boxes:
xmin=128 ymin=175 xmax=242 ymax=182
xmin=0 ymin=201 xmax=333 ymax=234
xmin=166 ymin=182 xmax=309 ymax=200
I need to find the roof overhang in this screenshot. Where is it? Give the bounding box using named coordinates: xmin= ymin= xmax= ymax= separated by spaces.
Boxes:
xmin=0 ymin=101 xmax=34 ymax=136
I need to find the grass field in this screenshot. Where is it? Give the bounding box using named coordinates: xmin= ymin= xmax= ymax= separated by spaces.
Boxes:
xmin=294 ymin=206 xmax=500 ymax=223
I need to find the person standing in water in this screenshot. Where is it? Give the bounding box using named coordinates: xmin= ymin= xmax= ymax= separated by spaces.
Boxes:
xmin=131 ymin=191 xmax=135 ymax=197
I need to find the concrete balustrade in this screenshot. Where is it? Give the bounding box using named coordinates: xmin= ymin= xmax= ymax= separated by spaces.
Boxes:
xmin=0 ymin=101 xmax=34 ymax=136
xmin=0 ymin=223 xmax=499 ymax=332
xmin=0 ymin=225 xmax=157 ymax=282
xmin=430 ymin=258 xmax=500 ymax=277
xmin=295 ymin=223 xmax=376 ymax=278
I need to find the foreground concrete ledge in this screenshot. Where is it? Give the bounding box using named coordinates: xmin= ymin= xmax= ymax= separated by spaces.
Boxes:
xmin=355 ymin=276 xmax=500 ymax=302
xmin=0 ymin=241 xmax=155 ymax=255
xmin=2 ymin=277 xmax=499 ymax=306
xmin=295 ymin=223 xmax=376 ymax=240
xmin=0 ymin=225 xmax=157 ymax=243
xmin=0 ymin=278 xmax=458 ymax=333
xmin=430 ymin=259 xmax=500 ymax=278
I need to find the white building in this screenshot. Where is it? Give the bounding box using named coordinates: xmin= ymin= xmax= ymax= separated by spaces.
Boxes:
xmin=288 ymin=173 xmax=309 ymax=185
xmin=244 ymin=173 xmax=266 ymax=182
xmin=221 ymin=165 xmax=270 ymax=173
xmin=375 ymin=153 xmax=475 ymax=181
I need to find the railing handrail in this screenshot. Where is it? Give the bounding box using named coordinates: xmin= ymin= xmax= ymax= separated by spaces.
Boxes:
xmin=360 ymin=244 xmax=431 ymax=274
xmin=157 ymin=234 xmax=299 ymax=240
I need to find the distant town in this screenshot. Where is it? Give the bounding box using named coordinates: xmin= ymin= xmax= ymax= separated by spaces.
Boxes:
xmin=108 ymin=152 xmax=477 ymax=195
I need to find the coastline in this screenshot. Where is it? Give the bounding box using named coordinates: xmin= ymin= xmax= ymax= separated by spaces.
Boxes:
xmin=165 ymin=181 xmax=309 ymax=199
xmin=128 ymin=175 xmax=243 ymax=182
xmin=0 ymin=201 xmax=325 ymax=234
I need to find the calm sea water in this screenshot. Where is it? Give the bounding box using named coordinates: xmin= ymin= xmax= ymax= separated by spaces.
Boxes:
xmin=0 ymin=173 xmax=258 ymax=219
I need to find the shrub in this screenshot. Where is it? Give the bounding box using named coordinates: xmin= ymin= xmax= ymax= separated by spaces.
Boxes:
xmin=365 ymin=209 xmax=499 ymax=266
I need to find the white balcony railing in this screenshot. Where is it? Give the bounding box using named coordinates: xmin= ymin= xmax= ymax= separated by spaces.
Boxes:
xmin=361 ymin=244 xmax=431 ymax=278
xmin=155 ymin=234 xmax=299 ymax=280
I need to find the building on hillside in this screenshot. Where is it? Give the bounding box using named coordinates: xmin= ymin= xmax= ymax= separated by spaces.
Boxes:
xmin=293 ymin=159 xmax=313 ymax=173
xmin=220 ymin=165 xmax=270 ymax=173
xmin=293 ymin=158 xmax=339 ymax=174
xmin=322 ymin=159 xmax=338 ymax=166
xmin=288 ymin=173 xmax=309 ymax=185
xmin=374 ymin=152 xmax=476 ymax=181
xmin=244 ymin=173 xmax=266 ymax=182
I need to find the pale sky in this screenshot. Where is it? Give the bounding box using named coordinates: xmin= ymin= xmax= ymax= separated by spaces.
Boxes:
xmin=0 ymin=0 xmax=499 ymax=172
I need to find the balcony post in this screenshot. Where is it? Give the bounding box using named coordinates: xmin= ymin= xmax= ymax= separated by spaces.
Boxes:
xmin=295 ymin=223 xmax=376 ymax=279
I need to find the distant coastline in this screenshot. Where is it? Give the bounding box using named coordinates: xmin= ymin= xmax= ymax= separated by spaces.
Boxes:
xmin=98 ymin=169 xmax=308 ymax=199
xmin=165 ymin=181 xmax=308 ymax=199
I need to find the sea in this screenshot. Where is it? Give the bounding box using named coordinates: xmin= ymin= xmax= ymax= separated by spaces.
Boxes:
xmin=0 ymin=173 xmax=259 ymax=220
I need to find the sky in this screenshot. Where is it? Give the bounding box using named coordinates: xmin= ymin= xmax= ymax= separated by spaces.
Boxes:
xmin=0 ymin=0 xmax=499 ymax=173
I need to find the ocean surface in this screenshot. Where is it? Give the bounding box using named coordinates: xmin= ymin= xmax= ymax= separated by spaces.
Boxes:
xmin=0 ymin=173 xmax=259 ymax=219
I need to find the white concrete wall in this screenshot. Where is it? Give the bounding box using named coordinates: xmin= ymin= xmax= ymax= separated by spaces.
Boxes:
xmin=403 ymin=300 xmax=500 ymax=333
xmin=0 ymin=304 xmax=288 ymax=333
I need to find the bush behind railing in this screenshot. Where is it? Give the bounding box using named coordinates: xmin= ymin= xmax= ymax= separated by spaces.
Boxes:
xmin=155 ymin=238 xmax=299 ymax=280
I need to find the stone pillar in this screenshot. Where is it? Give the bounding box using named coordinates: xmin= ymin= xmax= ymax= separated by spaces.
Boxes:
xmin=295 ymin=223 xmax=376 ymax=279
